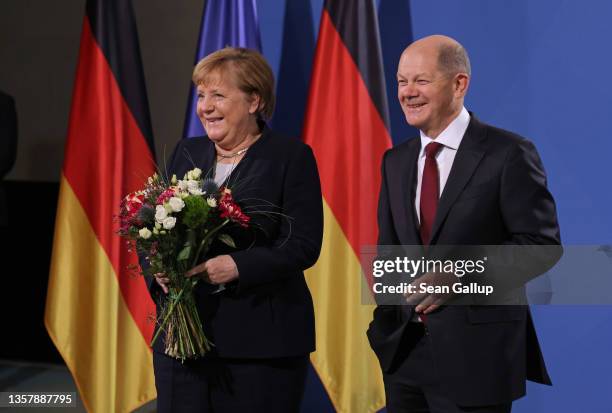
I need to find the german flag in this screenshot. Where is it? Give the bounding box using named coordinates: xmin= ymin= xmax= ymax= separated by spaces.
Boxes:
xmin=44 ymin=0 xmax=157 ymax=411
xmin=303 ymin=0 xmax=392 ymax=411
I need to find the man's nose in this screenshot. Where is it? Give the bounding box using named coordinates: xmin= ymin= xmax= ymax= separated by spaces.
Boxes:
xmin=399 ymin=88 xmax=416 ymax=102
xmin=403 ymin=83 xmax=419 ymax=98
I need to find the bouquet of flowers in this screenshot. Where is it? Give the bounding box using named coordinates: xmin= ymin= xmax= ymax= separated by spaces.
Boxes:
xmin=118 ymin=167 xmax=250 ymax=361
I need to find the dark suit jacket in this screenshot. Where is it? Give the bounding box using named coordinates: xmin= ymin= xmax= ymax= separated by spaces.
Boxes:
xmin=149 ymin=125 xmax=323 ymax=359
xmin=367 ymin=114 xmax=561 ymax=406
xmin=0 ymin=92 xmax=17 ymax=226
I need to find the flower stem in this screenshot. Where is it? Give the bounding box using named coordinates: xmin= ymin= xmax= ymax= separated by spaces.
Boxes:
xmin=150 ymin=219 xmax=229 ymax=356
xmin=191 ymin=219 xmax=230 ymax=268
xmin=151 ymin=287 xmax=185 ymax=346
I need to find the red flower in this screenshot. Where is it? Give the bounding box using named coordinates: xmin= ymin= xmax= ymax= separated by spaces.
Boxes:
xmin=122 ymin=193 xmax=145 ymax=218
xmin=118 ymin=193 xmax=147 ymax=232
xmin=219 ymin=188 xmax=250 ymax=227
xmin=156 ymin=188 xmax=176 ymax=205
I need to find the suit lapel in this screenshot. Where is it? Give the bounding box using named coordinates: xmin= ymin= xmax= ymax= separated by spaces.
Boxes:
xmin=200 ymin=142 xmax=216 ymax=179
xmin=390 ymin=139 xmax=421 ymax=244
xmin=429 ymin=116 xmax=487 ymax=244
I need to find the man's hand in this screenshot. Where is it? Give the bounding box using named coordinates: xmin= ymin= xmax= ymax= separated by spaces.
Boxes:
xmin=405 ymin=271 xmax=457 ymax=314
xmin=185 ymin=255 xmax=239 ymax=284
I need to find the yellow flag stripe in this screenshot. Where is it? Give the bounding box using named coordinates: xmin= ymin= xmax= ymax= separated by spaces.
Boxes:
xmin=44 ymin=176 xmax=156 ymax=413
xmin=305 ymin=200 xmax=385 ymax=413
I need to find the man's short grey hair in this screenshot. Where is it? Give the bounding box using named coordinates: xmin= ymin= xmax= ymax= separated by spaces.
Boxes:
xmin=438 ymin=43 xmax=471 ymax=76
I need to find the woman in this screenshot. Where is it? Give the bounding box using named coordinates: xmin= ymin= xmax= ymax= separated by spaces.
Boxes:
xmin=150 ymin=47 xmax=323 ymax=413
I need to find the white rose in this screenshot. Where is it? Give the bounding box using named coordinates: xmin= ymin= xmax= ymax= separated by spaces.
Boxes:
xmin=162 ymin=216 xmax=176 ymax=230
xmin=168 ymin=197 xmax=185 ymax=212
xmin=206 ymin=197 xmax=217 ymax=208
xmin=187 ymin=180 xmax=203 ymax=195
xmin=187 ymin=180 xmax=199 ymax=191
xmin=177 ymin=180 xmax=188 ymax=191
xmin=138 ymin=227 xmax=152 ymax=239
xmin=188 ymin=168 xmax=202 ymax=180
xmin=155 ymin=205 xmax=168 ymax=221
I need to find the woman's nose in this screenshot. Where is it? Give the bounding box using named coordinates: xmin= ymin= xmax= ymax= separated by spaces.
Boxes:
xmin=199 ymin=97 xmax=213 ymax=113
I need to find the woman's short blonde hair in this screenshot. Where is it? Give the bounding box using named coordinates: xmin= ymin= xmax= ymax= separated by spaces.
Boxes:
xmin=192 ymin=47 xmax=275 ymax=120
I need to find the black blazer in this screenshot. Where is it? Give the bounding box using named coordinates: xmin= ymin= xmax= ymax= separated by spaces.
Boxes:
xmin=367 ymin=114 xmax=561 ymax=406
xmin=149 ymin=125 xmax=323 ymax=358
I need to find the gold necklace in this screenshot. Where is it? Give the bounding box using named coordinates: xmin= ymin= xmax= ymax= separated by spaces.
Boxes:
xmin=216 ymin=147 xmax=249 ymax=159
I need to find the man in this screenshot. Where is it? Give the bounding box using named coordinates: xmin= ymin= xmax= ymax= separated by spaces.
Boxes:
xmin=367 ymin=35 xmax=561 ymax=412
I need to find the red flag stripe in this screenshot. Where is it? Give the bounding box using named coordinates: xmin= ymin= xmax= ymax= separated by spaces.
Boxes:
xmin=304 ymin=10 xmax=392 ymax=257
xmin=63 ymin=17 xmax=155 ymax=342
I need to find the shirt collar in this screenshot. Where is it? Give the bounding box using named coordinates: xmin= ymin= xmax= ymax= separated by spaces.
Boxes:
xmin=419 ymin=106 xmax=470 ymax=155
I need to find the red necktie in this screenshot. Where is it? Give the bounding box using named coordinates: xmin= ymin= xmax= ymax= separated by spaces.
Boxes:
xmin=419 ymin=142 xmax=444 ymax=245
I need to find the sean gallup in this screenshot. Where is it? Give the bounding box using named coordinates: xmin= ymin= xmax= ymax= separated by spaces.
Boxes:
xmin=373 ymin=282 xmax=494 ymax=296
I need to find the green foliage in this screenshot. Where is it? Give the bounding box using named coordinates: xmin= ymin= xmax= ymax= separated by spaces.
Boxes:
xmin=182 ymin=196 xmax=210 ymax=229
xmin=177 ymin=245 xmax=191 ymax=261
xmin=218 ymin=233 xmax=236 ymax=248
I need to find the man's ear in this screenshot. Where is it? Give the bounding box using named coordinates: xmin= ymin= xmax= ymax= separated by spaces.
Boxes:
xmin=454 ymin=73 xmax=470 ymax=98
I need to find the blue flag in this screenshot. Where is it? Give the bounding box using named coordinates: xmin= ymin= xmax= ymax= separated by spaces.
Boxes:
xmin=183 ymin=0 xmax=262 ymax=138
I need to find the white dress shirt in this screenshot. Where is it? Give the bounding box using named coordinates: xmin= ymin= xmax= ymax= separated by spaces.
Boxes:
xmin=415 ymin=107 xmax=470 ymax=224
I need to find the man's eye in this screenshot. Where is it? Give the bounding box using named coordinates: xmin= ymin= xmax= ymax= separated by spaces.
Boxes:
xmin=398 ymin=79 xmax=407 ymax=85
xmin=416 ymin=79 xmax=430 ymax=85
